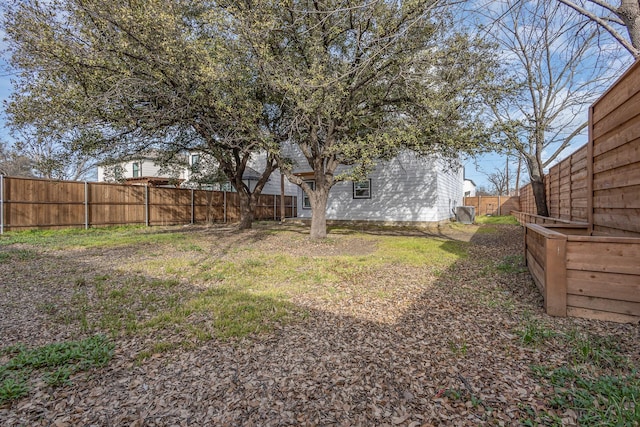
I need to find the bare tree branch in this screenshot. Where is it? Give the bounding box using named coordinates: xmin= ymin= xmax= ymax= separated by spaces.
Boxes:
xmin=556 ymin=0 xmax=639 ymax=57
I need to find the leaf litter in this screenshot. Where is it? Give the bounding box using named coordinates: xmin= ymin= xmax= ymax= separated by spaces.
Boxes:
xmin=0 ymin=222 xmax=638 ymax=426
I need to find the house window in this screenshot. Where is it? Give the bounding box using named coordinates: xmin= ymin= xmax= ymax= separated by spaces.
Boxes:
xmin=191 ymin=154 xmax=200 ymax=166
xmin=302 ymin=180 xmax=315 ymax=209
xmin=132 ymin=162 xmax=140 ymax=178
xmin=353 ymin=179 xmax=371 ymax=199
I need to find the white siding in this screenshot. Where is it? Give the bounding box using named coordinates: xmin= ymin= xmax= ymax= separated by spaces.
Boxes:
xmin=434 ymin=158 xmax=464 ymax=221
xmin=97 ymin=159 xmax=185 ymax=181
xmin=463 ymin=179 xmax=476 ymax=197
xmin=291 ymin=150 xmax=463 ymax=223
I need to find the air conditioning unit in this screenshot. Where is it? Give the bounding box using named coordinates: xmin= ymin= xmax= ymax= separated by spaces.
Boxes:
xmin=456 ymin=206 xmax=475 ymax=224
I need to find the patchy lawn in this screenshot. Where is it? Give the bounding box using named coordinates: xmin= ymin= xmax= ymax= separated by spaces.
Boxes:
xmin=1 ymin=222 xmax=638 ymax=426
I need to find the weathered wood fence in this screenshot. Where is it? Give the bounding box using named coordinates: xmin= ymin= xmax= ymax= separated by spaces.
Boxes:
xmin=0 ymin=176 xmax=297 ymax=233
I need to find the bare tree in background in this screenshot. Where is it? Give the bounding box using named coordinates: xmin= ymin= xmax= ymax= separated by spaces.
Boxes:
xmin=480 ymin=0 xmax=626 ymax=216
xmin=557 ymin=0 xmax=640 ymax=58
xmin=11 ymin=130 xmax=95 ymax=180
xmin=486 ymin=168 xmax=512 ymax=196
xmin=0 ymin=141 xmax=34 ymax=177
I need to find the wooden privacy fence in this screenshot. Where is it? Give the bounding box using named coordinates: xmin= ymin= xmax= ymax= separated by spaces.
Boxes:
xmin=516 ymin=60 xmax=640 ymax=323
xmin=519 ymin=61 xmax=640 ymax=237
xmin=0 ymin=176 xmax=297 ymax=233
xmin=518 ymin=145 xmax=588 ymax=222
xmin=463 ymin=195 xmax=520 ymax=216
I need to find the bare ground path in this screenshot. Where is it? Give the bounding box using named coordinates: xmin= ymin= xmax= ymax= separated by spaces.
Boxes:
xmin=1 ymin=223 xmax=638 ymax=426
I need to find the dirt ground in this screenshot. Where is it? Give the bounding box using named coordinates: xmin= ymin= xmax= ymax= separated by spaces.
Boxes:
xmin=1 ymin=223 xmax=638 ymax=426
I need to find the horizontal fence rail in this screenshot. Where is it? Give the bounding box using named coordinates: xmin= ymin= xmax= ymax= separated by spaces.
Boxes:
xmin=0 ymin=176 xmax=297 ymax=233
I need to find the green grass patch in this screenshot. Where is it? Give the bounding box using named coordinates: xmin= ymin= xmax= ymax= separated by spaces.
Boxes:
xmin=496 ymin=255 xmax=528 ymax=274
xmin=0 ymin=226 xmax=189 ymax=250
xmin=0 ymin=335 xmax=114 ymax=404
xmin=565 ymin=330 xmax=626 ymax=370
xmin=515 ymin=315 xmax=555 ymax=345
xmin=376 ymin=236 xmax=468 ymax=267
xmin=520 ymin=328 xmax=637 ymax=425
xmin=474 ymin=215 xmax=519 ymax=225
xmin=144 ymin=287 xmax=296 ymax=342
xmin=0 ymin=248 xmax=38 ymax=262
xmin=4 ymin=226 xmax=471 ymax=353
xmin=525 ymin=366 xmax=640 ymax=426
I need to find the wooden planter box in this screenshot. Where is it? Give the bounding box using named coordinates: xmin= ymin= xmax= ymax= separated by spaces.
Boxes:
xmin=525 ymin=223 xmax=640 ymax=323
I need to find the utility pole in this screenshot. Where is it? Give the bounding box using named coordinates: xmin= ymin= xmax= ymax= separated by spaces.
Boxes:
xmin=505 ymin=154 xmax=510 ymax=196
xmin=515 ymin=153 xmax=522 ymax=195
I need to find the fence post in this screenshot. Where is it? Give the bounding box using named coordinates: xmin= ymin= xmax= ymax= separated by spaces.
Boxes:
xmin=191 ymin=188 xmax=195 ymax=225
xmin=544 ymin=234 xmax=567 ymax=317
xmin=223 ymin=191 xmax=227 ymax=223
xmin=84 ymin=181 xmax=89 ymax=230
xmin=280 ymin=174 xmax=285 ymax=222
xmin=145 ymin=185 xmax=150 ymax=227
xmin=498 ymin=195 xmax=501 ymax=216
xmin=274 ymin=194 xmax=277 ymax=220
xmin=0 ymin=175 xmax=4 ymax=235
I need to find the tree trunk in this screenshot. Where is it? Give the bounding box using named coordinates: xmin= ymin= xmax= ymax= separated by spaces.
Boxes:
xmin=237 ymin=190 xmax=255 ymax=230
xmin=309 ymin=188 xmax=329 ymax=239
xmin=216 ymin=150 xmax=276 ymax=231
xmin=525 ymin=154 xmax=549 ymax=217
xmin=618 ymin=0 xmax=640 ymax=53
xmin=531 ymin=177 xmax=549 ymax=217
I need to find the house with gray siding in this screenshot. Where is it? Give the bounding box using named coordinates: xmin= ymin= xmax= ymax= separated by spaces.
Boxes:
xmin=288 ymin=150 xmax=464 ymax=225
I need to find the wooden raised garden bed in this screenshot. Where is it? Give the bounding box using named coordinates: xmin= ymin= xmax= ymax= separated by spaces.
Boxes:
xmin=525 ymin=223 xmax=640 ymax=323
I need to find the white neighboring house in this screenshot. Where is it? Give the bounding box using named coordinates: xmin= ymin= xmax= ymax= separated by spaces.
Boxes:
xmin=97 ymin=153 xmax=188 ymax=186
xmin=286 ymin=149 xmax=464 ymax=225
xmin=97 ymin=151 xmax=297 ymax=196
xmin=463 ymin=179 xmax=477 ymax=197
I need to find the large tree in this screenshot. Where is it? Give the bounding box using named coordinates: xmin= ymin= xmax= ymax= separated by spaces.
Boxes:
xmin=3 ymin=0 xmax=276 ymax=228
xmin=480 ymin=0 xmax=627 ymax=216
xmin=232 ymin=0 xmax=502 ymax=238
xmin=557 ymin=0 xmax=640 ymax=58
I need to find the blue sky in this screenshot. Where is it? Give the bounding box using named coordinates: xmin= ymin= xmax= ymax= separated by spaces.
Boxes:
xmin=0 ymin=56 xmax=12 ymax=143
